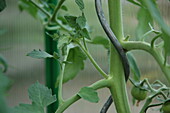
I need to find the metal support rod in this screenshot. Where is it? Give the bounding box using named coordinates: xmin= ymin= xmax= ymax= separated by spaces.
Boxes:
xmin=45 ymin=28 xmax=60 ymax=113
xmin=45 ymin=1 xmax=59 ymax=113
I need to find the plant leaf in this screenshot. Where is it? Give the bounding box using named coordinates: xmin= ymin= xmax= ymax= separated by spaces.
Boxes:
xmin=0 ymin=0 xmax=6 ymax=12
xmin=14 ymin=103 xmax=42 ymax=113
xmin=18 ymin=0 xmax=38 ymax=18
xmin=57 ymin=35 xmax=70 ymax=49
xmin=0 ymin=55 xmax=8 ymax=72
xmin=64 ymin=16 xmax=78 ymax=28
xmin=75 ymin=0 xmax=84 ymax=11
xmin=76 ymin=14 xmax=86 ymax=29
xmin=62 ymin=46 xmax=87 ymax=83
xmin=80 ymin=28 xmax=90 ymax=40
xmin=136 ymin=7 xmax=153 ymax=40
xmin=27 ymin=49 xmax=53 ymax=59
xmin=89 ymin=36 xmax=109 ymax=49
xmin=127 ymin=52 xmax=140 ymax=81
xmin=28 ymin=82 xmax=57 ymax=107
xmin=78 ymin=87 xmax=99 ymax=103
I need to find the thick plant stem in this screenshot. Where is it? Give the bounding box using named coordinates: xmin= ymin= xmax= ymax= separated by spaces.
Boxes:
xmin=108 ymin=0 xmax=131 ymax=113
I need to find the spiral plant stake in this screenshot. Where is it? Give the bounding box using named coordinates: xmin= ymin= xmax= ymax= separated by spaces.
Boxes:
xmin=95 ymin=0 xmax=130 ymax=112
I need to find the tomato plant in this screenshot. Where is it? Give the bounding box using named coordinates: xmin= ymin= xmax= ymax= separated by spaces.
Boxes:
xmin=0 ymin=0 xmax=170 ymax=113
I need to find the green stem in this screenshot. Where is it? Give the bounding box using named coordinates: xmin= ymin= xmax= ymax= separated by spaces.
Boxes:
xmin=55 ymin=79 xmax=111 ymax=113
xmin=140 ymin=92 xmax=166 ymax=113
xmin=144 ymin=102 xmax=164 ymax=113
xmin=77 ymin=42 xmax=108 ymax=79
xmin=29 ymin=0 xmax=51 ymax=18
xmin=58 ymin=55 xmax=68 ymax=105
xmin=122 ymin=41 xmax=170 ymax=84
xmin=50 ymin=0 xmax=66 ymax=22
xmin=142 ymin=79 xmax=155 ymax=92
xmin=83 ymin=37 xmax=88 ymax=51
xmin=140 ymin=30 xmax=153 ymax=41
xmin=151 ymin=34 xmax=161 ymax=48
xmin=108 ymin=0 xmax=131 ymax=113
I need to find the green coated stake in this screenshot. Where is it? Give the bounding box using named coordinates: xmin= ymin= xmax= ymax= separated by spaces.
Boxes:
xmin=45 ymin=28 xmax=60 ymax=113
xmin=45 ymin=0 xmax=59 ymax=113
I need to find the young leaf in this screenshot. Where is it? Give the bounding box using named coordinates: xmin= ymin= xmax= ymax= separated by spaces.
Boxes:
xmin=75 ymin=0 xmax=84 ymax=11
xmin=78 ymin=87 xmax=99 ymax=103
xmin=76 ymin=14 xmax=86 ymax=29
xmin=18 ymin=0 xmax=38 ymax=18
xmin=27 ymin=49 xmax=53 ymax=59
xmin=14 ymin=103 xmax=42 ymax=113
xmin=0 ymin=0 xmax=6 ymax=12
xmin=89 ymin=36 xmax=109 ymax=49
xmin=127 ymin=52 xmax=141 ymax=81
xmin=136 ymin=7 xmax=153 ymax=40
xmin=80 ymin=28 xmax=90 ymax=40
xmin=28 ymin=82 xmax=57 ymax=107
xmin=64 ymin=16 xmax=78 ymax=28
xmin=57 ymin=35 xmax=70 ymax=49
xmin=62 ymin=47 xmax=87 ymax=83
xmin=0 ymin=55 xmax=8 ymax=72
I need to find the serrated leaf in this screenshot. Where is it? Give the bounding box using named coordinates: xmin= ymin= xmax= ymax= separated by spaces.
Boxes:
xmin=75 ymin=0 xmax=84 ymax=11
xmin=136 ymin=7 xmax=153 ymax=40
xmin=57 ymin=35 xmax=70 ymax=56
xmin=64 ymin=16 xmax=77 ymax=27
xmin=80 ymin=28 xmax=90 ymax=39
xmin=0 ymin=55 xmax=8 ymax=72
xmin=89 ymin=36 xmax=109 ymax=49
xmin=27 ymin=49 xmax=53 ymax=59
xmin=28 ymin=82 xmax=57 ymax=107
xmin=18 ymin=0 xmax=38 ymax=18
xmin=78 ymin=87 xmax=99 ymax=103
xmin=14 ymin=103 xmax=42 ymax=113
xmin=62 ymin=47 xmax=86 ymax=83
xmin=127 ymin=52 xmax=140 ymax=82
xmin=0 ymin=0 xmax=6 ymax=12
xmin=64 ymin=16 xmax=78 ymax=28
xmin=58 ymin=35 xmax=69 ymax=49
xmin=76 ymin=14 xmax=86 ymax=29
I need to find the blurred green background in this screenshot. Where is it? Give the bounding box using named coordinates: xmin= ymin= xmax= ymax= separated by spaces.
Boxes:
xmin=0 ymin=0 xmax=169 ymax=112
